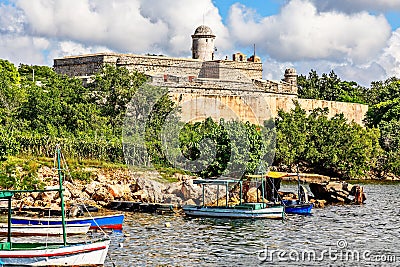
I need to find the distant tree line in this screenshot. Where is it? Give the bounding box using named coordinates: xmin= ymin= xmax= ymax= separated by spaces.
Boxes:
xmin=0 ymin=59 xmax=399 ymax=182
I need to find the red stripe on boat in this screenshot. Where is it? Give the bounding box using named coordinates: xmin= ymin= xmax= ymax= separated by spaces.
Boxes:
xmin=1 ymin=245 xmax=107 ymax=258
xmin=89 ymin=224 xmax=123 ymax=230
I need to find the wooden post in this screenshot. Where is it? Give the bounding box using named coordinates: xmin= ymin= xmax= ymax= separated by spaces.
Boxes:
xmin=239 ymin=181 xmax=242 ymax=205
xmin=202 ymin=184 xmax=205 ymax=207
xmin=225 ymin=182 xmax=228 ymax=207
xmin=216 ymin=185 xmax=219 ymax=206
xmin=56 ymin=145 xmax=67 ymax=246
xmin=7 ymin=197 xmax=11 ymax=243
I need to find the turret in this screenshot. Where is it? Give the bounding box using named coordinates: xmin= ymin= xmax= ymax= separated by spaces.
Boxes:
xmin=191 ymin=25 xmax=216 ymax=61
xmin=284 ymin=68 xmax=297 ymax=87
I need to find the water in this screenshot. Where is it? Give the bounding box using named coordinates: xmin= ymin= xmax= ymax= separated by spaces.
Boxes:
xmin=105 ymin=184 xmax=400 ymax=267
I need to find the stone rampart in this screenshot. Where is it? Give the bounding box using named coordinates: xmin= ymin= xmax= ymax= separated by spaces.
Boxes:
xmin=167 ymin=91 xmax=367 ymax=125
xmin=150 ymin=78 xmax=368 ymax=125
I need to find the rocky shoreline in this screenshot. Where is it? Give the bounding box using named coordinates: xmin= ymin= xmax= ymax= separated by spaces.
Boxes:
xmin=4 ymin=166 xmax=394 ymax=213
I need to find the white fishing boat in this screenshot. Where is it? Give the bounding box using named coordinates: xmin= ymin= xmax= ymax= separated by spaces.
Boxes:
xmin=0 ymin=145 xmax=110 ymax=266
xmin=183 ymin=202 xmax=284 ymax=219
xmin=0 ymin=239 xmax=110 ymax=266
xmin=182 ymin=179 xmax=285 ymax=219
xmin=0 ymin=223 xmax=91 ymax=237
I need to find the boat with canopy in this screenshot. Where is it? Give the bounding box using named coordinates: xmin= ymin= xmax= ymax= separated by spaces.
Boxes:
xmin=182 ymin=176 xmax=285 ymax=219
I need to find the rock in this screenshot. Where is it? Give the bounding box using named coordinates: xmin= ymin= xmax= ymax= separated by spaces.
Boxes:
xmin=21 ymin=196 xmax=35 ymax=207
xmin=134 ymin=177 xmax=166 ymax=203
xmin=49 ymin=203 xmax=61 ymax=211
xmin=183 ymin=199 xmax=197 ymax=205
xmin=84 ymin=181 xmax=100 ymax=196
xmin=132 ymin=189 xmax=148 ymax=202
xmin=37 ymin=192 xmax=56 ymax=203
xmin=30 ymin=192 xmax=40 ymax=200
xmin=310 ymin=199 xmax=326 ymax=208
xmin=96 ymin=173 xmax=108 ymax=183
xmin=64 ymin=181 xmax=84 ymax=198
xmin=107 ymin=184 xmax=125 ymax=199
xmin=309 ymin=181 xmax=366 ymax=204
xmin=34 ymin=200 xmax=46 ymax=207
xmin=163 ymin=194 xmax=183 ymax=206
xmin=246 ymin=187 xmax=262 ymax=203
xmin=75 ymin=191 xmax=91 ymax=202
xmin=97 ymin=201 xmax=108 ymax=207
xmin=55 ymin=188 xmax=71 ymax=200
xmin=92 ymin=187 xmax=114 ymax=202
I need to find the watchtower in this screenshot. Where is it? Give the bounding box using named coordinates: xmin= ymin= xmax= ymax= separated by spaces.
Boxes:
xmin=191 ymin=25 xmax=216 ymax=61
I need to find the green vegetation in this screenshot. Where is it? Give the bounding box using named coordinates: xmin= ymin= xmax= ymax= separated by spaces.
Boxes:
xmin=0 ymin=59 xmax=400 ymax=188
xmin=299 ymin=70 xmax=400 ymax=177
xmin=275 ymin=102 xmax=381 ymax=178
xmin=297 ymin=70 xmax=366 ymax=104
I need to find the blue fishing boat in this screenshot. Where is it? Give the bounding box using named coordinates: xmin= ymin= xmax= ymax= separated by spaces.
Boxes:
xmin=282 ymin=200 xmax=313 ymax=214
xmin=277 ymin=166 xmax=313 ymax=215
xmin=11 ymin=213 xmax=124 ymax=230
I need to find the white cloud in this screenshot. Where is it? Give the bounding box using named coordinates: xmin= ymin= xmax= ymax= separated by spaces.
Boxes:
xmin=0 ymin=0 xmax=228 ymax=66
xmin=11 ymin=0 xmax=228 ymax=56
xmin=228 ymin=0 xmax=391 ymax=64
xmin=139 ymin=0 xmax=231 ymax=56
xmin=47 ymin=41 xmax=112 ymax=61
xmin=334 ymin=62 xmax=387 ymax=86
xmin=15 ymin=0 xmax=168 ymax=53
xmin=0 ymin=34 xmax=49 ymax=65
xmin=377 ymin=28 xmax=400 ymax=79
xmin=226 ymin=0 xmax=400 ymax=87
xmin=0 ymin=2 xmax=24 ymax=34
xmin=311 ymin=0 xmax=400 ymax=13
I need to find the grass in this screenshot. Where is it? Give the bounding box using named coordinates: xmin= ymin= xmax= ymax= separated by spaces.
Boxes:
xmin=0 ymin=155 xmax=193 ymax=185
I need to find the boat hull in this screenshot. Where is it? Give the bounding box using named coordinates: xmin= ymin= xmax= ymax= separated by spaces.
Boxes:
xmin=0 ymin=223 xmax=91 ymax=237
xmin=283 ymin=200 xmax=313 ymax=215
xmin=183 ymin=205 xmax=285 ymax=219
xmin=0 ymin=239 xmax=110 ymax=266
xmin=11 ymin=214 xmax=124 ymax=230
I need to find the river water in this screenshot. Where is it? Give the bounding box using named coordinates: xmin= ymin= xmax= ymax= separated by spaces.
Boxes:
xmin=104 ymin=183 xmax=400 ymax=267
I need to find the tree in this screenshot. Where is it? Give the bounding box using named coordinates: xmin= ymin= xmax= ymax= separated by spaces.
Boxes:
xmin=89 ymin=65 xmax=147 ymax=133
xmin=275 ymin=101 xmax=308 ymax=166
xmin=366 ymin=77 xmax=400 ymax=105
xmin=366 ymin=98 xmax=400 ymax=127
xmin=275 ymin=102 xmax=381 ymax=179
xmin=0 ymin=59 xmax=26 ymax=128
xmin=297 ymin=70 xmax=321 ymax=99
xmin=298 ymin=69 xmax=366 ymax=104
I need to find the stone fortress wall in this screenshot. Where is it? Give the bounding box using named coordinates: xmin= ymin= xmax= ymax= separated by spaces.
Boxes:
xmin=53 ymin=25 xmax=368 ymax=126
xmin=54 ymin=53 xmax=264 ymax=81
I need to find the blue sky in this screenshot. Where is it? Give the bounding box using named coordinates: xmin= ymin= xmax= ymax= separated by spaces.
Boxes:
xmin=0 ymin=0 xmax=400 ymax=86
xmin=214 ymin=0 xmax=284 ymax=22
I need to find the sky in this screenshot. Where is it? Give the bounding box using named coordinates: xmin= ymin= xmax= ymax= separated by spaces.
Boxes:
xmin=0 ymin=0 xmax=400 ymax=87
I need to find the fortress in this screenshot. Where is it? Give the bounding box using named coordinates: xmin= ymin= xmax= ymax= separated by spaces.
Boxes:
xmin=54 ymin=25 xmax=367 ymax=125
